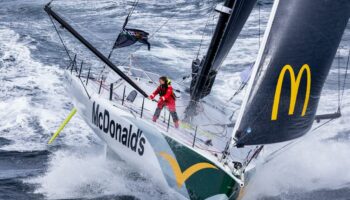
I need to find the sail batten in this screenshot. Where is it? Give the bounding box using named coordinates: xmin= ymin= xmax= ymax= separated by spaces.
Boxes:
xmin=232 ymin=0 xmax=350 ymax=147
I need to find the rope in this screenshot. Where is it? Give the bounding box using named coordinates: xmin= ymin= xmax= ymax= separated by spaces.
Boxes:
xmin=47 ymin=12 xmax=73 ymax=62
xmin=227 ymin=63 xmax=255 ymax=103
xmin=149 ymin=13 xmax=176 ymax=40
xmin=196 ymin=0 xmax=216 ymax=59
xmin=118 ymin=0 xmax=224 ymax=67
xmin=194 ymin=144 xmax=222 ymax=154
xmin=97 ymin=0 xmax=140 ymax=79
xmin=227 ymin=81 xmax=247 ymax=102
xmin=258 ymin=0 xmax=261 ymax=48
xmin=128 ymin=0 xmax=139 ymax=18
xmin=340 ymin=49 xmax=350 ymax=107
xmin=118 ymin=12 xmax=177 ymax=66
xmin=243 ymin=145 xmax=264 ymax=167
xmin=263 ymin=118 xmax=336 ymax=164
xmin=338 ymin=51 xmax=341 ymax=109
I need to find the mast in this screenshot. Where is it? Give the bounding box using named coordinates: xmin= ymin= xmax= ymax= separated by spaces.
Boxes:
xmin=190 ymin=0 xmax=235 ymax=102
xmin=189 ymin=0 xmax=257 ymax=102
xmin=44 ymin=4 xmax=148 ymax=97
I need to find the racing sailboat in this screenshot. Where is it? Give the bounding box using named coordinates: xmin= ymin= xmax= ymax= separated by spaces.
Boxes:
xmin=45 ymin=0 xmax=350 ymax=199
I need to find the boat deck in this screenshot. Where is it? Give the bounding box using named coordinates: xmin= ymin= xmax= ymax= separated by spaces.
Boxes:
xmin=78 ymin=66 xmax=236 ymax=160
xmin=65 ymin=64 xmax=255 ymax=185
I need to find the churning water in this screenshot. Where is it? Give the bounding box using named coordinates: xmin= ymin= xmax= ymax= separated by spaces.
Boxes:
xmin=0 ymin=0 xmax=349 ymax=199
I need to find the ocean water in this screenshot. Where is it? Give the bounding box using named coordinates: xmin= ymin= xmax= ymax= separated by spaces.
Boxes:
xmin=0 ymin=0 xmax=349 ymax=199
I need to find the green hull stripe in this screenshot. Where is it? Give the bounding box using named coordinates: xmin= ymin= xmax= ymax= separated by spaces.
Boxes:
xmin=164 ymin=136 xmax=240 ymax=200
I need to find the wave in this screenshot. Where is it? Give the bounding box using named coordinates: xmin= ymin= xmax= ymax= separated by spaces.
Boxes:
xmin=0 ymin=1 xmax=349 ymax=199
xmin=27 ymin=149 xmax=180 ymax=200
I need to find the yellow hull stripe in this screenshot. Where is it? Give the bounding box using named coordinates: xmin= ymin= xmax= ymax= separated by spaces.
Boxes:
xmin=159 ymin=152 xmax=218 ymax=188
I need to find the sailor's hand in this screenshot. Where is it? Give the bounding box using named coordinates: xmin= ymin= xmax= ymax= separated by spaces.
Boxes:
xmin=158 ymin=96 xmax=165 ymax=103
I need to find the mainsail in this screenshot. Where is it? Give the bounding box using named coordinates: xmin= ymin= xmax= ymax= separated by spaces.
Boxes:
xmin=233 ymin=0 xmax=350 ymax=146
xmin=190 ymin=0 xmax=258 ymax=101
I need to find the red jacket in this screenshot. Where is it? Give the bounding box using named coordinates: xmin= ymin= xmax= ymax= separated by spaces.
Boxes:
xmin=150 ymin=84 xmax=176 ymax=110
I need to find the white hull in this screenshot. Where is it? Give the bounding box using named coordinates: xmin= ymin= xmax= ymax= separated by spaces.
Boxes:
xmin=63 ymin=70 xmax=244 ymax=199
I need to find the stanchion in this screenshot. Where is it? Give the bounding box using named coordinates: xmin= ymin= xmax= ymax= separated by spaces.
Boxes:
xmin=192 ymin=126 xmax=198 ymax=148
xmin=98 ymin=76 xmax=103 ymax=94
xmin=109 ymin=83 xmax=113 ymax=101
xmin=140 ymin=97 xmax=145 ymax=118
xmin=122 ymin=85 xmax=126 ymax=105
xmin=86 ymin=67 xmax=91 ymax=85
xmin=167 ymin=112 xmax=171 ymax=132
xmin=78 ymin=61 xmax=83 ymax=78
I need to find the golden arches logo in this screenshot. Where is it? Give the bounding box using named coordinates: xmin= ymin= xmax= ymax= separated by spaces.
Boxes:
xmin=159 ymin=152 xmax=218 ymax=188
xmin=271 ymin=64 xmax=311 ymax=121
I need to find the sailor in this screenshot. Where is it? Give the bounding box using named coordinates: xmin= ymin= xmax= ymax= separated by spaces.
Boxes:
xmin=149 ymin=76 xmax=179 ymax=128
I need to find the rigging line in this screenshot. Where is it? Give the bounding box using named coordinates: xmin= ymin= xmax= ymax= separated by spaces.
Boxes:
xmin=128 ymin=0 xmax=139 ymax=18
xmin=47 ymin=13 xmax=73 ymax=62
xmin=264 ymin=118 xmax=336 ymax=164
xmin=55 ymin=12 xmax=115 ymax=46
xmin=210 ymin=10 xmax=216 ymax=37
xmin=196 ymin=0 xmax=216 ymax=59
xmin=197 ymin=123 xmax=228 ymax=138
xmin=48 ymin=1 xmax=115 ymax=44
xmin=196 ymin=14 xmax=212 ymax=59
xmin=118 ymin=12 xmax=178 ymax=66
xmin=311 ymin=118 xmax=335 ymax=132
xmin=97 ymin=0 xmax=139 ymax=79
xmin=338 ymin=51 xmax=341 ymax=109
xmin=340 ymin=49 xmax=350 ymax=107
xmin=149 ymin=13 xmax=176 ymax=39
xmin=244 ymin=145 xmax=264 ymax=167
xmin=193 ymin=143 xmax=222 ymax=154
xmin=227 ymin=64 xmax=255 ymax=102
xmin=258 ymin=0 xmax=261 ymax=49
xmin=227 ymin=81 xmax=247 ymax=102
xmin=235 ymin=144 xmax=251 ymax=160
xmin=118 ymin=1 xmax=218 ymax=66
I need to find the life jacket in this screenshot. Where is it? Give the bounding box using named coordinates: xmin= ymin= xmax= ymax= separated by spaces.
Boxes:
xmin=159 ymin=79 xmax=176 ymax=100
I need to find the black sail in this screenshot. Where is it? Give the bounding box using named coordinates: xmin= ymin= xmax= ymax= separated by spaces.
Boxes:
xmin=233 ymin=0 xmax=350 ymax=146
xmin=211 ymin=0 xmax=258 ymax=74
xmin=190 ymin=0 xmax=258 ymax=101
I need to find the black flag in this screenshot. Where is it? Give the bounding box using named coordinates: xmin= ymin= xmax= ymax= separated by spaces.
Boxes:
xmin=113 ymin=28 xmax=151 ymax=51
